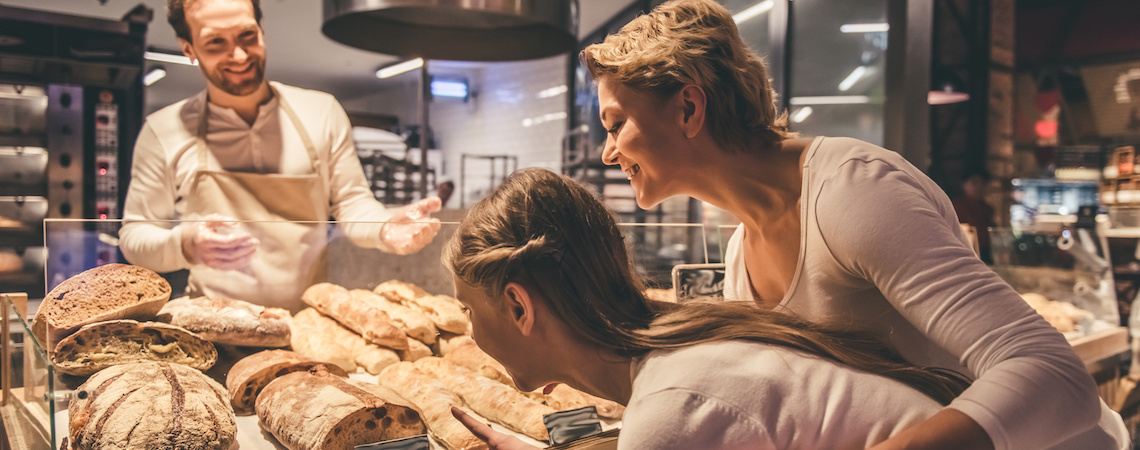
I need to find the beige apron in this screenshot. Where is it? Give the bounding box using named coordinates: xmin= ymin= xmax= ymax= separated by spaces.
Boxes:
xmin=185 ymin=87 xmax=328 ymax=312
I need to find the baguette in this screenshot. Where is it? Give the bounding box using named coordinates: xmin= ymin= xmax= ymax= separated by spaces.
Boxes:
xmin=52 ymin=320 xmax=217 ymax=377
xmin=400 ymin=337 xmax=433 ymax=362
xmin=292 ymin=308 xmax=401 ymax=375
xmin=415 ymin=357 xmax=553 ymax=441
xmin=157 ymin=295 xmax=292 ymax=347
xmin=290 ymin=309 xmax=356 ymax=373
xmin=33 ymin=263 xmax=171 ymax=352
xmin=443 ymin=339 xmax=513 ymax=386
xmin=302 ymin=283 xmax=407 ymax=350
xmin=541 ymin=384 xmax=625 ymax=420
xmin=226 ymin=349 xmax=348 ymax=415
xmin=67 ymin=362 xmax=235 ymax=450
xmin=257 ymin=365 xmax=426 ymax=450
xmin=378 ymin=362 xmax=488 ymax=450
xmin=349 ymin=289 xmax=438 ymax=344
xmin=374 ymin=280 xmax=470 ymax=334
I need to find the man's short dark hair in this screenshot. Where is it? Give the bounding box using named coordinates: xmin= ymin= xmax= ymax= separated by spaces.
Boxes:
xmin=168 ymin=0 xmax=263 ymax=43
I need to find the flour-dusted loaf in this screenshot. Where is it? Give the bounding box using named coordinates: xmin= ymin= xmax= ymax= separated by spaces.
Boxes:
xmin=256 ymin=365 xmax=426 ymax=450
xmin=33 ymin=263 xmax=171 ymax=352
xmin=302 ymin=283 xmax=408 ymax=349
xmin=415 ymin=357 xmax=554 ymax=441
xmin=540 ymin=384 xmax=626 ymax=420
xmin=226 ymin=349 xmax=348 ymax=415
xmin=349 ymin=289 xmax=438 ymax=344
xmin=66 ymin=362 xmax=236 ymax=450
xmin=443 ymin=338 xmax=513 ymax=386
xmin=400 ymin=337 xmax=433 ymax=362
xmin=157 ymin=295 xmax=292 ymax=347
xmin=379 ymin=362 xmax=488 ymax=450
xmin=291 ymin=308 xmax=401 ymax=374
xmin=374 ymin=280 xmax=470 ymax=334
xmin=52 ymin=320 xmax=217 ymax=376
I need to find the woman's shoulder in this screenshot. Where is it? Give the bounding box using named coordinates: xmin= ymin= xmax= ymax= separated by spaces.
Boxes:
xmin=634 ymin=341 xmax=821 ymax=394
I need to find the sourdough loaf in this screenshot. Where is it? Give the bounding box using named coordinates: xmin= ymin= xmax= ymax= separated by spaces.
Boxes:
xmin=157 ymin=295 xmax=292 ymax=347
xmin=256 ymin=365 xmax=426 ymax=450
xmin=51 ymin=320 xmax=217 ymax=376
xmin=67 ymin=362 xmax=236 ymax=450
xmin=226 ymin=349 xmax=348 ymax=415
xmin=33 ymin=263 xmax=171 ymax=352
xmin=301 ymin=283 xmax=408 ymax=349
xmin=378 ymin=362 xmax=488 ymax=450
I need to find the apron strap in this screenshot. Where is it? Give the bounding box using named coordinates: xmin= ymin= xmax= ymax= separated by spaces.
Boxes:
xmin=194 ymin=85 xmax=329 ymax=196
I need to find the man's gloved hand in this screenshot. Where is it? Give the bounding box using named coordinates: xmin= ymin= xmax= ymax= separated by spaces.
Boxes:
xmin=181 ymin=214 xmax=260 ymax=270
xmin=381 ymin=197 xmax=443 ymax=255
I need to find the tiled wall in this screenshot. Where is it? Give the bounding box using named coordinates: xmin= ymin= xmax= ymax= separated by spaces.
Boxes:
xmin=340 ymin=55 xmax=572 ymax=208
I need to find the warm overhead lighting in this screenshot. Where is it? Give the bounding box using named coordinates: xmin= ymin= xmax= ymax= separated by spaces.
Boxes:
xmin=791 ymin=106 xmax=813 ymax=123
xmin=838 ymin=66 xmax=868 ymax=91
xmin=143 ymin=67 xmax=167 ymax=86
xmin=789 ymin=96 xmax=870 ymax=105
xmin=733 ymin=0 xmax=774 ymax=24
xmin=840 ymin=23 xmax=889 ymax=33
xmin=376 ymin=58 xmax=424 ymax=79
xmin=144 ymin=51 xmax=197 ymax=66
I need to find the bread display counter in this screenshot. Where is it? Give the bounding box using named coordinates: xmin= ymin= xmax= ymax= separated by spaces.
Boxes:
xmin=3 ymin=218 xmax=710 ymax=449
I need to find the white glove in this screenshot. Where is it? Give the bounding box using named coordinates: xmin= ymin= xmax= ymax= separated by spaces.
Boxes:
xmin=181 ymin=214 xmax=260 ymax=271
xmin=381 ymin=197 xmax=443 ymax=255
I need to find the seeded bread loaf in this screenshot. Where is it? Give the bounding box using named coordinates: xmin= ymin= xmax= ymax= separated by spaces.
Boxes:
xmin=256 ymin=365 xmax=427 ymax=450
xmin=157 ymin=295 xmax=292 ymax=347
xmin=51 ymin=320 xmax=217 ymax=376
xmin=301 ymin=283 xmax=408 ymax=350
xmin=33 ymin=263 xmax=171 ymax=352
xmin=66 ymin=362 xmax=236 ymax=450
xmin=226 ymin=349 xmax=348 ymax=415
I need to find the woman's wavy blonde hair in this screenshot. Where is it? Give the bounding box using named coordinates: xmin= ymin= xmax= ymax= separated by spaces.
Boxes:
xmin=444 ymin=168 xmax=970 ymax=405
xmin=582 ymin=0 xmax=794 ymax=151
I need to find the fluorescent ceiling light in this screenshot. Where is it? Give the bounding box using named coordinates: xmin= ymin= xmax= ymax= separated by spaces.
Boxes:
xmin=789 ymin=95 xmax=870 ymax=105
xmin=840 ymin=23 xmax=889 ymax=33
xmin=791 ymin=106 xmax=813 ymax=123
xmin=733 ymin=0 xmax=774 ymax=24
xmin=838 ymin=66 xmax=868 ymax=91
xmin=143 ymin=67 xmax=167 ymax=86
xmin=377 ymin=58 xmax=424 ymax=79
xmin=538 ymin=85 xmax=568 ymax=99
xmin=144 ymin=51 xmax=197 ymax=66
xmin=431 ymin=80 xmax=468 ymax=98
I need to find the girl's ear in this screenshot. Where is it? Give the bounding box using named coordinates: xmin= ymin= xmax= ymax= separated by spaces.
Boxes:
xmin=679 ymin=84 xmax=707 ymax=139
xmin=503 ymin=282 xmax=536 ymax=336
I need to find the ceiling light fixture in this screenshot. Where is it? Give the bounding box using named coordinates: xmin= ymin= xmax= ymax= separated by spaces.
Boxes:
xmin=733 ymin=0 xmax=774 ymax=24
xmin=144 ymin=51 xmax=197 ymax=66
xmin=791 ymin=106 xmax=813 ymax=123
xmin=789 ymin=95 xmax=871 ymax=105
xmin=838 ymin=66 xmax=868 ymax=91
xmin=840 ymin=23 xmax=889 ymax=33
xmin=143 ymin=67 xmax=167 ymax=86
xmin=376 ymin=58 xmax=424 ymax=79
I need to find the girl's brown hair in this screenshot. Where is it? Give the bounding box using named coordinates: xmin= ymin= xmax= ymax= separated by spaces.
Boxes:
xmin=444 ymin=168 xmax=969 ymax=405
xmin=581 ymin=0 xmax=795 ymax=152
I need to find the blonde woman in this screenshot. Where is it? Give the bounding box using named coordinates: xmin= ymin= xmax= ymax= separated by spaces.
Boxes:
xmin=581 ymin=0 xmax=1127 ymax=449
xmin=446 ymin=168 xmax=973 ymax=449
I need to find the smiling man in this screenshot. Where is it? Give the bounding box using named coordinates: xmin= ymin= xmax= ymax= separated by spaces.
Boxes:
xmin=119 ymin=0 xmax=443 ymax=312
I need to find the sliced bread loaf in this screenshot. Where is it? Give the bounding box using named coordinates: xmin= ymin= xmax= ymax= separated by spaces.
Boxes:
xmin=51 ymin=319 xmax=217 ymax=376
xmin=226 ymin=349 xmax=347 ymax=415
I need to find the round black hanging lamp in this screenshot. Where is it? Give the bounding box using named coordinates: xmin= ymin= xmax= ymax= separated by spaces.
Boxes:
xmin=321 ymin=0 xmax=578 ymax=61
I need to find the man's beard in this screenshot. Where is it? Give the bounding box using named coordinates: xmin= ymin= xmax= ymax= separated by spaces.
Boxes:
xmin=203 ymin=58 xmax=266 ymax=96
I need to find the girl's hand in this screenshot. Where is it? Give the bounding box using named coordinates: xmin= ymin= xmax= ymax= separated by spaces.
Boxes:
xmin=451 ymin=407 xmax=541 ymax=450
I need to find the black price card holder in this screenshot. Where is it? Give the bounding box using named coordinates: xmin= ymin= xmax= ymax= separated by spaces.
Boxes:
xmin=544 ymin=406 xmax=603 ymax=446
xmin=671 ymin=263 xmax=726 ymax=302
xmin=355 ymin=434 xmax=431 ymax=450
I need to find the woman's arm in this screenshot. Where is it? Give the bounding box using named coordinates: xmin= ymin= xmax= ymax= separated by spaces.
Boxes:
xmin=868 ymin=409 xmax=993 ymax=450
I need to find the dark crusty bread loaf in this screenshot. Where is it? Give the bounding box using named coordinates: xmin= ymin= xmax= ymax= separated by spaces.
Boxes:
xmin=33 ymin=263 xmax=171 ymax=351
xmin=226 ymin=349 xmax=347 ymax=415
xmin=67 ymin=361 xmax=236 ymax=450
xmin=157 ymin=295 xmax=292 ymax=347
xmin=52 ymin=320 xmax=217 ymax=376
xmin=256 ymin=365 xmax=426 ymax=450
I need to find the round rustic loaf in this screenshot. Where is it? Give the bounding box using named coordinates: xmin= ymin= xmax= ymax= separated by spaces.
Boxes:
xmin=226 ymin=349 xmax=347 ymax=415
xmin=67 ymin=362 xmax=236 ymax=450
xmin=52 ymin=320 xmax=218 ymax=376
xmin=157 ymin=296 xmax=292 ymax=347
xmin=33 ymin=263 xmax=171 ymax=351
xmin=256 ymin=365 xmax=426 ymax=450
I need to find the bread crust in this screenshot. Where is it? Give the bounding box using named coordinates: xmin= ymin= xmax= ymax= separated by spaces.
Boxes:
xmin=414 ymin=357 xmax=553 ymax=441
xmin=373 ymin=281 xmax=470 ymax=334
xmin=301 ymin=283 xmax=408 ymax=349
xmin=256 ymin=365 xmax=426 ymax=450
xmin=158 ymin=296 xmax=292 ymax=347
xmin=52 ymin=320 xmax=217 ymax=377
xmin=378 ymin=362 xmax=488 ymax=450
xmin=226 ymin=349 xmax=348 ymax=415
xmin=291 ymin=308 xmax=401 ymax=375
xmin=67 ymin=362 xmax=236 ymax=450
xmin=33 ymin=263 xmax=171 ymax=352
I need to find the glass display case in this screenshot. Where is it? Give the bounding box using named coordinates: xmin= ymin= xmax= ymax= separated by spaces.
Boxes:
xmin=4 ymin=217 xmax=710 ymax=449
